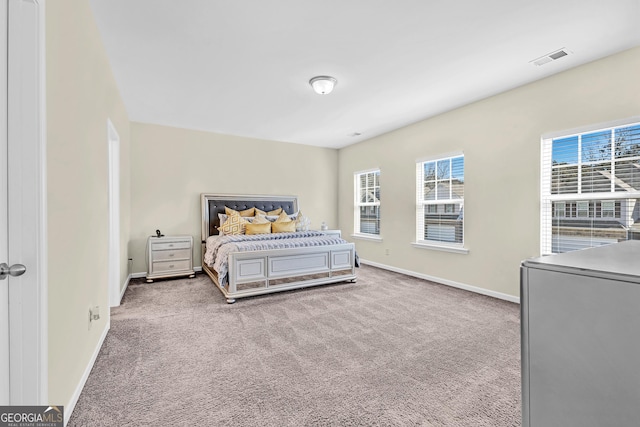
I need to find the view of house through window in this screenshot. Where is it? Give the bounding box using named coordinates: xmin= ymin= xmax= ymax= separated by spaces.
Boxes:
xmin=541 ymin=122 xmax=640 ymax=254
xmin=354 ymin=170 xmax=380 ymax=235
xmin=416 ymin=154 xmax=464 ymax=246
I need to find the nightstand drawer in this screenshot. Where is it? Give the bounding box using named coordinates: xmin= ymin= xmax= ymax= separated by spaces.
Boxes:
xmin=152 ymin=248 xmax=191 ymax=262
xmin=152 ymin=241 xmax=191 ymax=251
xmin=152 ymin=259 xmax=191 ymax=273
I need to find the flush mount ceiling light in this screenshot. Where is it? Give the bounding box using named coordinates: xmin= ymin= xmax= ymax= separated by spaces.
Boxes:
xmin=309 ymin=76 xmax=337 ymax=95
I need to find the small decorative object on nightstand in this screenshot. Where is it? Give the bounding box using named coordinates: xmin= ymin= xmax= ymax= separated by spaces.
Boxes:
xmin=146 ymin=235 xmax=195 ymax=283
xmin=320 ymin=221 xmax=328 ymax=231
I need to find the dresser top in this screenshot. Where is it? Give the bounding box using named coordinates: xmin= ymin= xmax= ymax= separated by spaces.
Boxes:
xmin=523 ymin=240 xmax=640 ymax=280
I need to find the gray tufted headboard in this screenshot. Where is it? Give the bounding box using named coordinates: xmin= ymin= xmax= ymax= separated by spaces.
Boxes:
xmin=200 ymin=193 xmax=298 ymax=242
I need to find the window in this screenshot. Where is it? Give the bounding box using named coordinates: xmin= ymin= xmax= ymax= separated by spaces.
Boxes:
xmin=602 ymin=201 xmax=615 ymax=218
xmin=541 ymin=122 xmax=640 ymax=254
xmin=354 ymin=169 xmax=380 ymax=236
xmin=416 ymin=154 xmax=464 ymax=247
xmin=576 ymin=201 xmax=589 ymax=218
xmin=554 ymin=202 xmax=566 ymax=218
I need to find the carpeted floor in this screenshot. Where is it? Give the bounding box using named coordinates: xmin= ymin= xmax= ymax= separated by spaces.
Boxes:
xmin=68 ymin=264 xmax=521 ymax=427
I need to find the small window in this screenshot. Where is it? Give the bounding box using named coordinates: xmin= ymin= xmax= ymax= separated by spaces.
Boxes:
xmin=577 ymin=201 xmax=589 ymax=217
xmin=601 ymin=201 xmax=615 ymax=218
xmin=354 ymin=170 xmax=381 ymax=235
xmin=554 ymin=202 xmax=566 ymax=218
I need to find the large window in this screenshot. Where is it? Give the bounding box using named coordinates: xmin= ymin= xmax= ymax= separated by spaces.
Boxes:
xmin=354 ymin=169 xmax=380 ymax=236
xmin=541 ymin=122 xmax=640 ymax=254
xmin=416 ymin=154 xmax=464 ymax=247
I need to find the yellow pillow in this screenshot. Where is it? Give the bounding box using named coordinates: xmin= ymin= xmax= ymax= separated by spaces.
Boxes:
xmin=255 ymin=207 xmax=283 ymax=216
xmin=218 ymin=212 xmax=247 ymax=235
xmin=253 ymin=215 xmax=270 ymax=224
xmin=275 ymin=211 xmax=291 ymax=222
xmin=245 ymin=222 xmax=271 ymax=235
xmin=225 ymin=206 xmax=255 ymax=217
xmin=272 ymin=221 xmax=296 ymax=233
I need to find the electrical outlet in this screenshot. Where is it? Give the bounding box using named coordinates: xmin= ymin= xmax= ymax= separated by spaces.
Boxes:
xmin=88 ymin=305 xmax=100 ymax=330
xmin=385 ymin=248 xmax=390 ymax=255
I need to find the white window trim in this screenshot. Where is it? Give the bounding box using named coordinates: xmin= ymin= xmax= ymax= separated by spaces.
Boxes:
xmin=540 ymin=119 xmax=640 ymax=254
xmin=354 ymin=169 xmax=381 ymax=237
xmin=411 ymin=241 xmax=469 ymax=254
xmin=416 ymin=151 xmax=464 ymax=164
xmin=415 ymin=154 xmax=465 ymax=249
xmin=351 ymin=233 xmax=383 ymax=242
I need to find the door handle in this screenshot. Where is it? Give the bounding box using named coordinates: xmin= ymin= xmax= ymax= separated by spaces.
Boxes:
xmin=0 ymin=263 xmax=27 ymax=280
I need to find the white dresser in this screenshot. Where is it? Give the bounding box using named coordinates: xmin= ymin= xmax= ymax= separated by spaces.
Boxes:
xmin=521 ymin=241 xmax=640 ymax=427
xmin=146 ymin=235 xmax=195 ymax=282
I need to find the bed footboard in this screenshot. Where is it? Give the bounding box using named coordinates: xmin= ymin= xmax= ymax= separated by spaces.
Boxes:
xmin=202 ymin=243 xmax=356 ymax=303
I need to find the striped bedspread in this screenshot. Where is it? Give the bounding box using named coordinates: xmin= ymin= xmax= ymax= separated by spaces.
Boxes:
xmin=204 ymin=231 xmax=350 ymax=285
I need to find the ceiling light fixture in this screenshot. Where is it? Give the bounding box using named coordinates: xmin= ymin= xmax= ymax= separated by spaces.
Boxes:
xmin=309 ymin=76 xmax=337 ymax=95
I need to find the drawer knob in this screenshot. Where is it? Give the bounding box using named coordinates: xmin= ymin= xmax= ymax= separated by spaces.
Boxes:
xmin=169 ymin=244 xmax=174 ymax=247
xmin=169 ymin=253 xmax=175 ymax=257
xmin=169 ymin=264 xmax=174 ymax=268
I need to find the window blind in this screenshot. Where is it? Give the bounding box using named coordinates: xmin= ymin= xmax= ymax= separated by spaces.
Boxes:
xmin=416 ymin=154 xmax=464 ymax=246
xmin=541 ymin=122 xmax=640 ymax=254
xmin=354 ymin=170 xmax=380 ymax=235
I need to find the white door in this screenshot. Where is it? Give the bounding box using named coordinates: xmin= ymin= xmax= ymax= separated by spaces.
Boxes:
xmin=4 ymin=0 xmax=47 ymax=405
xmin=0 ymin=0 xmax=9 ymax=406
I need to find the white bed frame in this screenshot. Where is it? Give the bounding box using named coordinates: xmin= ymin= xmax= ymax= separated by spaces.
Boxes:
xmin=201 ymin=194 xmax=357 ymax=303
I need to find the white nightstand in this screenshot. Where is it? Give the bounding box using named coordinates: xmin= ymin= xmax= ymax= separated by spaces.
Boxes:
xmin=146 ymin=235 xmax=195 ymax=282
xmin=318 ymin=229 xmax=341 ymax=238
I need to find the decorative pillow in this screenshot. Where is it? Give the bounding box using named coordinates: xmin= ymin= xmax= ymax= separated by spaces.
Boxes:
xmin=245 ymin=222 xmax=271 ymax=235
xmin=217 ymin=212 xmax=247 ymax=235
xmin=218 ymin=213 xmax=228 ymax=225
xmin=225 ymin=206 xmax=255 ymax=217
xmin=272 ymin=221 xmax=296 ymax=233
xmin=255 ymin=207 xmax=283 ymax=216
xmin=275 ymin=211 xmax=291 ymax=223
xmin=253 ymin=215 xmax=270 ymax=224
xmin=296 ymin=211 xmax=311 ymax=231
xmin=219 ymin=213 xmax=253 ymax=225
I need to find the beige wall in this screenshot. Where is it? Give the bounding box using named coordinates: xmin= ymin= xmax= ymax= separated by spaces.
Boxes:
xmin=130 ymin=123 xmax=338 ymax=273
xmin=338 ymin=47 xmax=640 ymax=298
xmin=47 ymin=0 xmax=130 ymax=407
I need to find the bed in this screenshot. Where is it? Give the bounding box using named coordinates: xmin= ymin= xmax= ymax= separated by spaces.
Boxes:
xmin=201 ymin=193 xmax=357 ymax=303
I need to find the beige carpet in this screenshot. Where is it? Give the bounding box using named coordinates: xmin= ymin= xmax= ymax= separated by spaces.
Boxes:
xmin=68 ymin=264 xmax=521 ymax=427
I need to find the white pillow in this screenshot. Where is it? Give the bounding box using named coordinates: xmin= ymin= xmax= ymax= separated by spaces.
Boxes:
xmin=265 ymin=211 xmax=298 ymax=222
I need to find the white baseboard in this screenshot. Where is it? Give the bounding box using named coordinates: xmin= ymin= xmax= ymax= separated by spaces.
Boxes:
xmin=64 ymin=320 xmax=110 ymax=426
xmin=131 ymin=266 xmax=203 ymax=279
xmin=360 ymin=259 xmax=520 ymax=304
xmin=120 ymin=274 xmax=132 ymax=302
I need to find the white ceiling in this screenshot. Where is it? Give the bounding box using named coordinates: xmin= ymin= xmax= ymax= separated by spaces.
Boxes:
xmin=90 ymin=0 xmax=640 ymax=149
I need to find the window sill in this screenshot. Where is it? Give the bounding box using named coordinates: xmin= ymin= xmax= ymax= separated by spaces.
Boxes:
xmin=351 ymin=233 xmax=383 ymax=242
xmin=411 ymin=242 xmax=469 ymax=254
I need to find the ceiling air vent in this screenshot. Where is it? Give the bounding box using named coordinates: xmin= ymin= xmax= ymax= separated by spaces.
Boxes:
xmin=530 ymin=48 xmax=571 ymax=66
